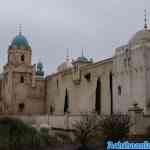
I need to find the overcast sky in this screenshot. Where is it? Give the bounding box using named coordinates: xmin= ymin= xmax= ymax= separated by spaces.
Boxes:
xmin=0 ymin=0 xmax=149 ymax=74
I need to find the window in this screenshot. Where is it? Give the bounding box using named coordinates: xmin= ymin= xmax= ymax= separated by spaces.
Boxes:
xmin=95 ymin=77 xmax=101 ymax=115
xmin=84 ymin=73 xmax=91 ymax=82
xmin=56 ymin=79 xmax=59 ymax=88
xmin=18 ymin=103 xmax=25 ymax=112
xmin=21 ymin=55 xmax=25 ymax=62
xmin=50 ymin=105 xmax=55 ymax=115
xmin=75 ymin=64 xmax=79 ymax=72
xmin=64 ymin=88 xmax=69 ymax=114
xmin=118 ymin=85 xmax=122 ymax=96
xmin=20 ymin=76 xmax=24 ymax=83
xmin=109 ymin=72 xmax=113 ymax=114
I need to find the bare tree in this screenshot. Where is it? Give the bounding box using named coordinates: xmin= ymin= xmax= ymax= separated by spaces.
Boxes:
xmin=99 ymin=113 xmax=132 ymax=140
xmin=72 ymin=113 xmax=100 ymax=149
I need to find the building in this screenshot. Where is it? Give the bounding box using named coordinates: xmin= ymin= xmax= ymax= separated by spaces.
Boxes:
xmin=0 ymin=21 xmax=150 ymax=120
xmin=0 ymin=30 xmax=45 ymax=115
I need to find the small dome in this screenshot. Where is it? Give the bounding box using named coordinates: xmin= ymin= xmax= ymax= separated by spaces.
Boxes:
xmin=57 ymin=60 xmax=73 ymax=72
xmin=36 ymin=61 xmax=44 ymax=76
xmin=76 ymin=56 xmax=88 ymax=62
xmin=10 ymin=33 xmax=30 ymax=49
xmin=37 ymin=61 xmax=43 ymax=69
xmin=129 ymin=29 xmax=150 ymax=46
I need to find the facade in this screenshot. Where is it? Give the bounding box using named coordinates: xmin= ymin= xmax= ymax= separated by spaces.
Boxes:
xmin=0 ymin=31 xmax=45 ymax=115
xmin=0 ymin=25 xmax=150 ymax=118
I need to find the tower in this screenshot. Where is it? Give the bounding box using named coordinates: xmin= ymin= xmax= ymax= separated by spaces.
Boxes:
xmin=113 ymin=11 xmax=150 ymax=114
xmin=2 ymin=27 xmax=36 ymax=114
xmin=7 ymin=27 xmax=32 ymax=67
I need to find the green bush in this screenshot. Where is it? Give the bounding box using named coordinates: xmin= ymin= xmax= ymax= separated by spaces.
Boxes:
xmin=99 ymin=113 xmax=131 ymax=140
xmin=72 ymin=114 xmax=100 ymax=147
xmin=0 ymin=117 xmax=50 ymax=150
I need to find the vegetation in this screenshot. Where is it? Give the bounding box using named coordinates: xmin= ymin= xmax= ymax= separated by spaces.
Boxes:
xmin=0 ymin=117 xmax=56 ymax=150
xmin=0 ymin=113 xmax=132 ymax=150
xmin=99 ymin=113 xmax=131 ymax=140
xmin=72 ymin=114 xmax=100 ymax=149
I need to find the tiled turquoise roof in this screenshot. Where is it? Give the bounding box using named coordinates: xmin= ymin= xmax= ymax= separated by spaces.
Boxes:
xmin=10 ymin=33 xmax=30 ymax=49
xmin=36 ymin=61 xmax=44 ymax=76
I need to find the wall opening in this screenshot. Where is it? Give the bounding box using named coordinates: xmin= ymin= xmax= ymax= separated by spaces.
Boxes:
xmin=18 ymin=103 xmax=25 ymax=113
xmin=109 ymin=72 xmax=113 ymax=115
xmin=56 ymin=79 xmax=59 ymax=88
xmin=21 ymin=55 xmax=25 ymax=62
xmin=20 ymin=76 xmax=24 ymax=83
xmin=118 ymin=85 xmax=122 ymax=96
xmin=64 ymin=88 xmax=69 ymax=114
xmin=84 ymin=73 xmax=91 ymax=82
xmin=95 ymin=77 xmax=101 ymax=115
xmin=50 ymin=105 xmax=55 ymax=115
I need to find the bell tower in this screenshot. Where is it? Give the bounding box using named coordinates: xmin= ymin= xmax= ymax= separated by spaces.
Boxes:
xmin=2 ymin=27 xmax=36 ymax=114
xmin=7 ymin=27 xmax=32 ymax=67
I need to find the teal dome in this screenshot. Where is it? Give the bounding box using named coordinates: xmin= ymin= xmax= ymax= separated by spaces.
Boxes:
xmin=37 ymin=62 xmax=43 ymax=69
xmin=10 ymin=33 xmax=30 ymax=49
xmin=36 ymin=61 xmax=44 ymax=76
xmin=77 ymin=56 xmax=88 ymax=62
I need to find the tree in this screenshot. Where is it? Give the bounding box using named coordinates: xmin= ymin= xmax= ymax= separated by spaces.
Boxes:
xmin=72 ymin=114 xmax=100 ymax=149
xmin=99 ymin=113 xmax=131 ymax=140
xmin=0 ymin=117 xmax=51 ymax=150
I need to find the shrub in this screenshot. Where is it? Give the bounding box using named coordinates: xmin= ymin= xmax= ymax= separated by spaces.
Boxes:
xmin=0 ymin=117 xmax=50 ymax=150
xmin=72 ymin=114 xmax=100 ymax=149
xmin=99 ymin=113 xmax=131 ymax=140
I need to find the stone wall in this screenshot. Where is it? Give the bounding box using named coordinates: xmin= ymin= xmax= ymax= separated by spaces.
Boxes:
xmin=46 ymin=58 xmax=113 ymax=115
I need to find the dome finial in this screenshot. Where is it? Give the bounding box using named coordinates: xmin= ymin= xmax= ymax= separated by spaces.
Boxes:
xmin=82 ymin=48 xmax=84 ymax=57
xmin=19 ymin=24 xmax=22 ymax=35
xmin=66 ymin=48 xmax=69 ymax=61
xmin=144 ymin=9 xmax=148 ymax=30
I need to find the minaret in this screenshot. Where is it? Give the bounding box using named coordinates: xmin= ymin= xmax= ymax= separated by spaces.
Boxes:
xmin=19 ymin=24 xmax=22 ymax=35
xmin=66 ymin=48 xmax=69 ymax=61
xmin=144 ymin=9 xmax=148 ymax=30
xmin=81 ymin=48 xmax=84 ymax=57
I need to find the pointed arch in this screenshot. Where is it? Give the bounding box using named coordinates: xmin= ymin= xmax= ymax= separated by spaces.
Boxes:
xmin=64 ymin=88 xmax=69 ymax=114
xmin=95 ymin=77 xmax=101 ymax=115
xmin=109 ymin=72 xmax=113 ymax=115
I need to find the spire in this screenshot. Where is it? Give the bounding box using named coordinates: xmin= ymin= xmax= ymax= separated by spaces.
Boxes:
xmin=66 ymin=48 xmax=69 ymax=61
xmin=19 ymin=24 xmax=22 ymax=35
xmin=81 ymin=48 xmax=84 ymax=57
xmin=144 ymin=9 xmax=148 ymax=30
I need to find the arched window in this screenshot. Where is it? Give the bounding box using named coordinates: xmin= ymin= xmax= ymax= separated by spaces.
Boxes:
xmin=56 ymin=79 xmax=59 ymax=88
xmin=95 ymin=77 xmax=101 ymax=115
xmin=64 ymin=88 xmax=69 ymax=114
xmin=109 ymin=72 xmax=113 ymax=114
xmin=118 ymin=85 xmax=122 ymax=96
xmin=21 ymin=55 xmax=25 ymax=62
xmin=20 ymin=76 xmax=24 ymax=83
xmin=18 ymin=103 xmax=25 ymax=112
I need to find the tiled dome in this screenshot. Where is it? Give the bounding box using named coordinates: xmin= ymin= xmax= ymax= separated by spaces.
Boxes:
xmin=10 ymin=32 xmax=30 ymax=49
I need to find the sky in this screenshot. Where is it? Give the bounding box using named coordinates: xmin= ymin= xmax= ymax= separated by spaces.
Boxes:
xmin=0 ymin=0 xmax=149 ymax=74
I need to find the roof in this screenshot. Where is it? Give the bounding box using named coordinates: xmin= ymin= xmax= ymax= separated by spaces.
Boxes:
xmin=129 ymin=29 xmax=150 ymax=46
xmin=10 ymin=32 xmax=30 ymax=49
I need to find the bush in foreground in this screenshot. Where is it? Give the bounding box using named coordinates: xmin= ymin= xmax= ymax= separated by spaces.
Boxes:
xmin=0 ymin=117 xmax=51 ymax=150
xmin=99 ymin=113 xmax=131 ymax=141
xmin=72 ymin=114 xmax=100 ymax=149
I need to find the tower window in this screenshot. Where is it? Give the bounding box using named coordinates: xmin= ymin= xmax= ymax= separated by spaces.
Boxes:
xmin=18 ymin=103 xmax=25 ymax=112
xmin=20 ymin=76 xmax=24 ymax=83
xmin=118 ymin=85 xmax=122 ymax=96
xmin=84 ymin=73 xmax=91 ymax=82
xmin=95 ymin=77 xmax=101 ymax=115
xmin=56 ymin=79 xmax=59 ymax=88
xmin=21 ymin=55 xmax=25 ymax=62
